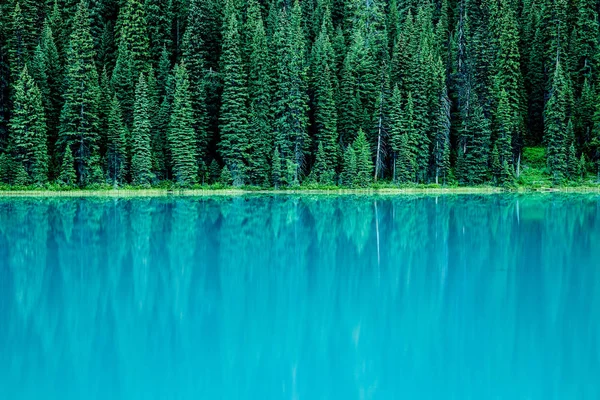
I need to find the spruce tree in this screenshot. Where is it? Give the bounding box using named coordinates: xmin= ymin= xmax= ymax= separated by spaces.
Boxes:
xmin=106 ymin=95 xmax=127 ymax=186
xmin=544 ymin=60 xmax=569 ymax=183
xmin=39 ymin=22 xmax=62 ymax=173
xmin=111 ymin=40 xmax=135 ymax=125
xmin=59 ymin=0 xmax=101 ymax=186
xmin=182 ymin=0 xmax=209 ymax=174
xmin=131 ymin=73 xmax=153 ymax=185
xmin=353 ymin=128 xmax=372 ymax=187
xmin=311 ymin=17 xmax=339 ymax=173
xmin=245 ymin=0 xmax=272 ymax=185
xmin=169 ymin=63 xmax=197 ymax=186
xmin=9 ymin=66 xmax=48 ymax=184
xmin=118 ymin=0 xmax=150 ymax=77
xmin=272 ymin=3 xmax=310 ymax=183
xmin=272 ymin=146 xmax=282 ymax=189
xmin=58 ymin=146 xmax=76 ymax=186
xmin=219 ymin=0 xmax=248 ymax=186
xmin=389 ymin=85 xmax=403 ymax=182
xmin=462 ymin=94 xmax=492 ymax=185
xmin=341 ymin=145 xmax=357 ymax=187
xmin=146 ymin=0 xmax=174 ymax=64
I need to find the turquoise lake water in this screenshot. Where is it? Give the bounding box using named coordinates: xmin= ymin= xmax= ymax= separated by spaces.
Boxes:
xmin=0 ymin=194 xmax=599 ymax=399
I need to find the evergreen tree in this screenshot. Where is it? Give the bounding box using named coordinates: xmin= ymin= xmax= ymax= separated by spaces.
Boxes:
xmin=461 ymin=94 xmax=492 ymax=185
xmin=182 ymin=0 xmax=209 ymax=174
xmin=389 ymin=85 xmax=403 ymax=182
xmin=544 ymin=60 xmax=569 ymax=183
xmin=146 ymin=0 xmax=174 ymax=63
xmin=58 ymin=146 xmax=76 ymax=186
xmin=311 ymin=16 xmax=338 ymax=173
xmin=59 ymin=0 xmax=101 ymax=186
xmin=111 ymin=39 xmax=135 ymax=124
xmin=39 ymin=22 xmax=62 ymax=173
xmin=8 ymin=2 xmax=29 ymax=74
xmin=272 ymin=146 xmax=282 ymax=189
xmin=341 ymin=145 xmax=357 ymax=187
xmin=106 ymin=95 xmax=127 ymax=186
xmin=9 ymin=66 xmax=48 ymax=184
xmin=131 ymin=73 xmax=153 ymax=185
xmin=245 ymin=0 xmax=272 ymax=185
xmin=169 ymin=63 xmax=197 ymax=186
xmin=272 ymin=3 xmax=309 ymax=183
xmin=219 ymin=0 xmax=248 ymax=186
xmin=353 ymin=128 xmax=372 ymax=187
xmin=118 ymin=0 xmax=150 ymax=77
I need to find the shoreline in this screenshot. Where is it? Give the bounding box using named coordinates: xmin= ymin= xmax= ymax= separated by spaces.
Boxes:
xmin=1 ymin=186 xmax=600 ymax=197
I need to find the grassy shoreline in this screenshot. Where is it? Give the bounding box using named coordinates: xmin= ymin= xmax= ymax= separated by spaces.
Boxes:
xmin=1 ymin=185 xmax=600 ymax=197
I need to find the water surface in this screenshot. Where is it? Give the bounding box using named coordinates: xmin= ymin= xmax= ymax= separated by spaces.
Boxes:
xmin=0 ymin=194 xmax=599 ymax=399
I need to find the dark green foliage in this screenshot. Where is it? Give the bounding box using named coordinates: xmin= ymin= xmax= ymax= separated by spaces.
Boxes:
xmin=9 ymin=66 xmax=48 ymax=184
xmin=208 ymin=159 xmax=220 ymax=184
xmin=245 ymin=0 xmax=272 ymax=185
xmin=106 ymin=95 xmax=127 ymax=186
xmin=353 ymin=128 xmax=372 ymax=187
xmin=131 ymin=73 xmax=153 ymax=185
xmin=0 ymin=0 xmax=599 ymax=189
xmin=220 ymin=165 xmax=233 ymax=186
xmin=461 ymin=94 xmax=492 ymax=185
xmin=272 ymin=3 xmax=310 ymax=183
xmin=169 ymin=63 xmax=197 ymax=186
xmin=118 ymin=0 xmax=150 ymax=77
xmin=341 ymin=145 xmax=357 ymax=187
xmin=544 ymin=61 xmax=569 ymax=184
xmin=182 ymin=0 xmax=209 ymax=171
xmin=219 ymin=1 xmax=248 ymax=186
xmin=59 ymin=1 xmax=101 ymax=186
xmin=272 ymin=146 xmax=282 ymax=189
xmin=58 ymin=146 xmax=76 ymax=186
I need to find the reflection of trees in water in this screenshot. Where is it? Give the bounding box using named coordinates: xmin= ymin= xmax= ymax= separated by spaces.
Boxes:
xmin=0 ymin=194 xmax=599 ymax=398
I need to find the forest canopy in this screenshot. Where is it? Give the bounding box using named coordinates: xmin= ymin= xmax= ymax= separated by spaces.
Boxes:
xmin=0 ymin=0 xmax=599 ymax=188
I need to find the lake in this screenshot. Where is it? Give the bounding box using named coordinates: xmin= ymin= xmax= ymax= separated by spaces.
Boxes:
xmin=0 ymin=194 xmax=599 ymax=399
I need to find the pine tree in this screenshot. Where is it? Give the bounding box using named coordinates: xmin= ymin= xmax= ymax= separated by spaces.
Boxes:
xmin=146 ymin=0 xmax=174 ymax=64
xmin=245 ymin=0 xmax=272 ymax=185
xmin=169 ymin=63 xmax=197 ymax=186
xmin=272 ymin=3 xmax=310 ymax=183
xmin=493 ymin=0 xmax=524 ymax=153
xmin=491 ymin=144 xmax=502 ymax=183
xmin=272 ymin=146 xmax=282 ymax=189
xmin=544 ymin=60 xmax=569 ymax=184
xmin=219 ymin=0 xmax=248 ymax=186
xmin=578 ymin=153 xmax=586 ymax=179
xmin=58 ymin=146 xmax=76 ymax=186
xmin=353 ymin=128 xmax=372 ymax=187
xmin=182 ymin=0 xmax=209 ymax=173
xmin=432 ymin=57 xmax=451 ymax=185
xmin=311 ymin=16 xmax=338 ymax=173
xmin=462 ymin=93 xmax=492 ymax=185
xmin=131 ymin=73 xmax=153 ymax=185
xmin=111 ymin=39 xmax=135 ymax=124
xmin=39 ymin=22 xmax=62 ymax=173
xmin=389 ymin=85 xmax=403 ymax=182
xmin=118 ymin=0 xmax=150 ymax=77
xmin=208 ymin=159 xmax=220 ymax=184
xmin=220 ymin=165 xmax=233 ymax=186
xmin=106 ymin=95 xmax=127 ymax=186
xmin=59 ymin=1 xmax=100 ymax=186
xmin=312 ymin=141 xmax=334 ymax=184
xmin=342 ymin=145 xmax=357 ymax=187
xmin=9 ymin=66 xmax=48 ymax=184
xmin=8 ymin=2 xmax=29 ymax=74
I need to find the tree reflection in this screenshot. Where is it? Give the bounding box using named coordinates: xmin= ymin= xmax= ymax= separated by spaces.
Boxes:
xmin=0 ymin=194 xmax=599 ymax=399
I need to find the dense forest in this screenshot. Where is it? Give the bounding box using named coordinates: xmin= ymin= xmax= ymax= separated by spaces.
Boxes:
xmin=0 ymin=0 xmax=599 ymax=188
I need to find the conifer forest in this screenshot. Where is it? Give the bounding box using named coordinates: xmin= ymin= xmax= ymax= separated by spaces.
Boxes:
xmin=1 ymin=0 xmax=600 ymax=189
